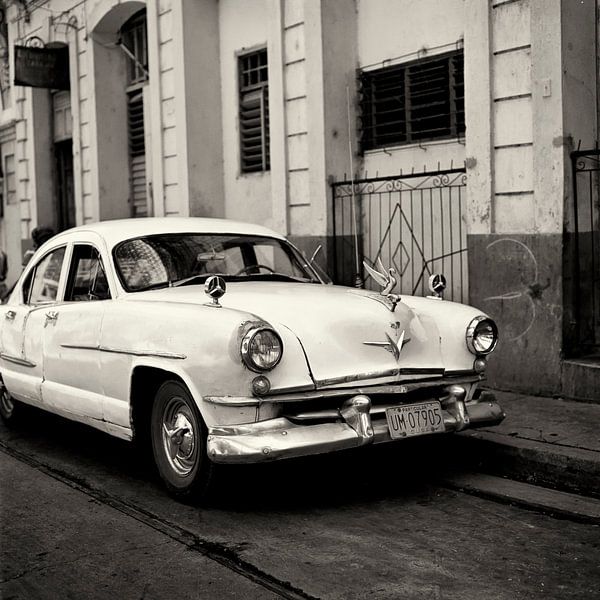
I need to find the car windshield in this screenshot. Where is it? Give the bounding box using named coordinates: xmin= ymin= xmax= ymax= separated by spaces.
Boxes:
xmin=114 ymin=233 xmax=319 ymax=292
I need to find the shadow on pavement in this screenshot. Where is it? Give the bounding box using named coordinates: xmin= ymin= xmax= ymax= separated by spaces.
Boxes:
xmin=2 ymin=404 xmax=464 ymax=512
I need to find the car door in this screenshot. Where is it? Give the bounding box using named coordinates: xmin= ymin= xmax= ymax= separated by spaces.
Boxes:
xmin=1 ymin=245 xmax=68 ymax=406
xmin=40 ymin=243 xmax=112 ymax=421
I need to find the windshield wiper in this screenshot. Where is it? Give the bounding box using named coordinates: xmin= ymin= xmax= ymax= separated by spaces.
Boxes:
xmin=171 ymin=273 xmax=227 ymax=287
xmin=134 ymin=281 xmax=172 ymax=292
xmin=167 ymin=272 xmax=316 ymax=288
xmin=243 ymin=272 xmax=315 ymax=283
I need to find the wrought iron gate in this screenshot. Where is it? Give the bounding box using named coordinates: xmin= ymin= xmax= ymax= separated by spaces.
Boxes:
xmin=332 ymin=168 xmax=468 ymax=302
xmin=571 ymin=149 xmax=600 ymax=350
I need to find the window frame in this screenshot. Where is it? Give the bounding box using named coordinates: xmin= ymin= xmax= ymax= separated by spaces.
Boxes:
xmin=238 ymin=46 xmax=270 ymax=174
xmin=23 ymin=245 xmax=68 ymax=306
xmin=120 ymin=9 xmax=149 ymax=87
xmin=359 ymin=49 xmax=465 ymax=152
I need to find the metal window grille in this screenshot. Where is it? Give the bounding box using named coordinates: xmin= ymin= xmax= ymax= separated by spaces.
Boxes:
xmin=239 ymin=49 xmax=270 ymax=173
xmin=121 ymin=10 xmax=148 ymax=86
xmin=359 ymin=51 xmax=465 ymax=152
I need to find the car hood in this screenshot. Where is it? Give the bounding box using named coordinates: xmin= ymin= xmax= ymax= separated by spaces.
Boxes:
xmin=132 ymin=282 xmax=444 ymax=388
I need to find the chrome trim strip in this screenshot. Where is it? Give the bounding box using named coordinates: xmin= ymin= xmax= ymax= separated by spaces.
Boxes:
xmin=0 ymin=353 xmax=36 ymax=368
xmin=204 ymin=376 xmax=481 ymax=406
xmin=204 ymin=396 xmax=260 ymax=407
xmin=60 ymin=343 xmax=186 ymax=360
xmin=315 ymin=367 xmax=445 ymax=388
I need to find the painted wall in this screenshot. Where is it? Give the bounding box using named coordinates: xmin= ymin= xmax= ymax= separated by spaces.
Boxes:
xmin=180 ymin=0 xmax=224 ymax=219
xmin=219 ymin=0 xmax=272 ymax=228
xmin=356 ymin=0 xmax=466 ymax=179
xmin=0 ymin=128 xmax=20 ymax=287
xmin=90 ymin=31 xmax=130 ymax=222
xmin=467 ymin=0 xmax=598 ymax=396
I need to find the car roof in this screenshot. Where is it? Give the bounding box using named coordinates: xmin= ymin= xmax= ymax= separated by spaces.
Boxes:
xmin=49 ymin=217 xmax=286 ymax=248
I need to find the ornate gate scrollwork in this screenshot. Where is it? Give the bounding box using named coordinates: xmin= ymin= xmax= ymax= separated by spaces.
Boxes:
xmin=332 ymin=168 xmax=468 ymax=303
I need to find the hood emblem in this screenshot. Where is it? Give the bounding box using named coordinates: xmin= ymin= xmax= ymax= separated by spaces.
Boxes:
xmin=363 ymin=259 xmax=401 ymax=312
xmin=363 ymin=328 xmax=411 ymax=362
xmin=204 ymin=275 xmax=226 ymax=307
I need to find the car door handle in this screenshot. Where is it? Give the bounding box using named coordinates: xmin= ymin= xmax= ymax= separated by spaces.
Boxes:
xmin=45 ymin=311 xmax=59 ymax=326
xmin=5 ymin=310 xmax=16 ymax=321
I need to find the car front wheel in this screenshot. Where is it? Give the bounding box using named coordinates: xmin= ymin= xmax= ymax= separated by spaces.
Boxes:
xmin=150 ymin=380 xmax=215 ymax=502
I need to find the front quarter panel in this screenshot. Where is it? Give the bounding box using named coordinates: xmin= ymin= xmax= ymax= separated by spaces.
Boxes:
xmin=400 ymin=296 xmax=495 ymax=372
xmin=98 ymin=298 xmax=313 ymax=428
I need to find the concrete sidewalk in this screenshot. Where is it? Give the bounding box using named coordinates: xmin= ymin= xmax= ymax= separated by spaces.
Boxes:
xmin=456 ymin=390 xmax=600 ymax=499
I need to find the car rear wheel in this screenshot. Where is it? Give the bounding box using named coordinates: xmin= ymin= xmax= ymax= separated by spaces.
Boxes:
xmin=0 ymin=379 xmax=22 ymax=424
xmin=150 ymin=380 xmax=215 ymax=502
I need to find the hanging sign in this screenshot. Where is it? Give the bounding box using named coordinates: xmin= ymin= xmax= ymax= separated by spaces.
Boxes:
xmin=14 ymin=45 xmax=70 ymax=90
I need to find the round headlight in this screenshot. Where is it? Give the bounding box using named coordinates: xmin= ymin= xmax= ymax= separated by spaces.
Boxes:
xmin=466 ymin=316 xmax=498 ymax=355
xmin=241 ymin=327 xmax=283 ymax=372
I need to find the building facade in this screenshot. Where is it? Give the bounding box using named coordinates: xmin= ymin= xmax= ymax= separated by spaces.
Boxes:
xmin=0 ymin=0 xmax=597 ymax=399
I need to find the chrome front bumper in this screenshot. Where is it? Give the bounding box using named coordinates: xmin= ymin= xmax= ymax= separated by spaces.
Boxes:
xmin=206 ymin=385 xmax=505 ymax=464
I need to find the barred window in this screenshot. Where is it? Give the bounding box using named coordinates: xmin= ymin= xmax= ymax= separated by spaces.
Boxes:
xmin=239 ymin=48 xmax=270 ymax=173
xmin=359 ymin=50 xmax=464 ymax=151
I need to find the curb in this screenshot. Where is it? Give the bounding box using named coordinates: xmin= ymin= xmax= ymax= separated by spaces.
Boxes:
xmin=439 ymin=471 xmax=600 ymax=525
xmin=449 ymin=430 xmax=600 ymax=500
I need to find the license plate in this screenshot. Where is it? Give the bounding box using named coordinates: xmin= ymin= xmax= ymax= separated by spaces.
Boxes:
xmin=385 ymin=401 xmax=445 ymax=439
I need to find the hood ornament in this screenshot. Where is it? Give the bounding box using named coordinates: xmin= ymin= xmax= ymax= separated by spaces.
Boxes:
xmin=363 ymin=258 xmax=401 ymax=311
xmin=427 ymin=273 xmax=446 ymax=299
xmin=204 ymin=275 xmax=226 ymax=307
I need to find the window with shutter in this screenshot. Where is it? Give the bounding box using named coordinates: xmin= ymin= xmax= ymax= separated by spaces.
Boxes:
xmin=121 ymin=10 xmax=149 ymax=218
xmin=239 ymin=49 xmax=270 ymax=173
xmin=121 ymin=10 xmax=148 ymax=86
xmin=359 ymin=50 xmax=465 ymax=152
xmin=128 ymin=91 xmax=147 ymax=218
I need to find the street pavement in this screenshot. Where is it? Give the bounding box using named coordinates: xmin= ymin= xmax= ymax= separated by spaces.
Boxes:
xmin=1 ymin=390 xmax=600 ymax=599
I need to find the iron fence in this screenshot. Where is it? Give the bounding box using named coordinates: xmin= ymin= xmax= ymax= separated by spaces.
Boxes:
xmin=571 ymin=149 xmax=600 ymax=349
xmin=332 ymin=168 xmax=468 ymax=303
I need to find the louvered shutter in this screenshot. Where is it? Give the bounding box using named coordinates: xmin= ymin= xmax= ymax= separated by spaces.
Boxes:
xmin=128 ymin=91 xmax=147 ymax=217
xmin=240 ymin=87 xmax=269 ymax=172
xmin=239 ymin=48 xmax=269 ymax=173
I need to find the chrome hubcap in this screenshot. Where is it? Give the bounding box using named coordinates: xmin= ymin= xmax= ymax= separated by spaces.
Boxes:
xmin=0 ymin=382 xmax=13 ymax=418
xmin=161 ymin=397 xmax=197 ymax=477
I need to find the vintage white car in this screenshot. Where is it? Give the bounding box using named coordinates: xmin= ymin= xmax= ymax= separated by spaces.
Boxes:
xmin=0 ymin=218 xmax=504 ymax=500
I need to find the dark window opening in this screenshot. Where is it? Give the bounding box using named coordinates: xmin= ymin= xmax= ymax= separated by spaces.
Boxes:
xmin=359 ymin=50 xmax=465 ymax=152
xmin=55 ymin=140 xmax=75 ymax=231
xmin=239 ymin=48 xmax=270 ymax=173
xmin=65 ymin=245 xmax=111 ymax=302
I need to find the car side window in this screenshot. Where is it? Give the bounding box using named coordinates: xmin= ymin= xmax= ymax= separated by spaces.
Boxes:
xmin=65 ymin=245 xmax=111 ymax=302
xmin=27 ymin=247 xmax=66 ymax=305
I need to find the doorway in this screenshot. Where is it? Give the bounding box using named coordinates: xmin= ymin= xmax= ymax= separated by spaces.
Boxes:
xmin=54 ymin=139 xmax=75 ymax=231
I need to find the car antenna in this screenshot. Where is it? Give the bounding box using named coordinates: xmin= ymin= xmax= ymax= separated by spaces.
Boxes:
xmin=347 ymin=85 xmax=363 ymax=288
